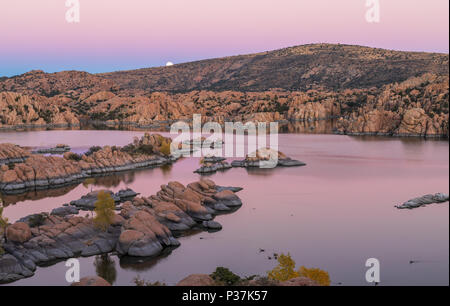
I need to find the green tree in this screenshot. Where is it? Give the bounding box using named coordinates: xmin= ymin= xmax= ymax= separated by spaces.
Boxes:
xmin=210 ymin=267 xmax=241 ymax=285
xmin=93 ymin=191 xmax=115 ymax=231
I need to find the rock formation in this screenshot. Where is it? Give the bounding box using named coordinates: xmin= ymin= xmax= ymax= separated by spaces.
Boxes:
xmin=231 ymin=148 xmax=306 ymax=168
xmin=0 ymin=179 xmax=243 ymax=284
xmin=0 ymin=45 xmax=448 ymax=137
xmin=0 ymin=143 xmax=30 ymax=165
xmin=0 ymin=134 xmax=175 ymax=193
xmin=395 ymin=193 xmax=449 ymax=209
xmin=194 ymin=157 xmax=231 ymax=174
xmin=32 ymin=144 xmax=71 ymax=155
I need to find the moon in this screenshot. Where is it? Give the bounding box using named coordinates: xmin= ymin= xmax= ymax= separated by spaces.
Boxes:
xmin=166 ymin=61 xmax=174 ymax=66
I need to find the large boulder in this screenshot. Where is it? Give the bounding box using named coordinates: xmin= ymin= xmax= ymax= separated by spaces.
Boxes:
xmin=6 ymin=222 xmax=32 ymax=243
xmin=176 ymin=274 xmax=215 ymax=286
xmin=71 ymin=276 xmax=111 ymax=286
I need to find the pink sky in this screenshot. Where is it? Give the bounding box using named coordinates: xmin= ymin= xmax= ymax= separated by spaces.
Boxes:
xmin=0 ymin=0 xmax=448 ymax=76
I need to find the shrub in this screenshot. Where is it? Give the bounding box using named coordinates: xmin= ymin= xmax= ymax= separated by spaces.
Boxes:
xmin=133 ymin=276 xmax=166 ymax=286
xmin=66 ymin=152 xmax=82 ymax=161
xmin=210 ymin=267 xmax=241 ymax=285
xmin=85 ymin=146 xmax=102 ymax=156
xmin=28 ymin=213 xmax=47 ymax=228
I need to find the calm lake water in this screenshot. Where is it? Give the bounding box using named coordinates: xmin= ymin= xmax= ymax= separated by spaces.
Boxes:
xmin=1 ymin=129 xmax=448 ymax=286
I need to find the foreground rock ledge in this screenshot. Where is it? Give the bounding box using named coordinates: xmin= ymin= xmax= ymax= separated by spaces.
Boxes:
xmin=0 ymin=179 xmax=243 ymax=284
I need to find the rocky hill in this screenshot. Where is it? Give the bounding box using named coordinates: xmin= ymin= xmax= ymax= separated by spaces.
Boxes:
xmin=99 ymin=44 xmax=448 ymax=92
xmin=0 ymin=44 xmax=448 ymax=137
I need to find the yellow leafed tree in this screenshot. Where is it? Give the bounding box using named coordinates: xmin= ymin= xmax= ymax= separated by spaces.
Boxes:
xmin=298 ymin=266 xmax=330 ymax=286
xmin=0 ymin=204 xmax=8 ymax=255
xmin=267 ymin=253 xmax=330 ymax=286
xmin=93 ymin=191 xmax=115 ymax=231
xmin=159 ymin=140 xmax=171 ymax=156
xmin=267 ymin=253 xmax=300 ymax=281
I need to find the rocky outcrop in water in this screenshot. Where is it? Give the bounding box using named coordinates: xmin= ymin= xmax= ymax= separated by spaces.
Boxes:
xmin=231 ymin=148 xmax=306 ymax=168
xmin=0 ymin=134 xmax=175 ymax=193
xmin=69 ymin=188 xmax=138 ymax=211
xmin=395 ymin=193 xmax=449 ymax=209
xmin=0 ymin=179 xmax=243 ymax=283
xmin=0 ymin=143 xmax=30 ymax=165
xmin=194 ymin=157 xmax=231 ymax=174
xmin=32 ymin=144 xmax=71 ymax=155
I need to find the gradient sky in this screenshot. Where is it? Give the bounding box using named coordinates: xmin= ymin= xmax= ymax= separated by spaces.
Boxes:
xmin=0 ymin=0 xmax=448 ymax=77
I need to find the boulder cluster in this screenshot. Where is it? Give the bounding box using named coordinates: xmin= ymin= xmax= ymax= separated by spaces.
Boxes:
xmin=0 ymin=179 xmax=243 ymax=283
xmin=231 ymin=148 xmax=306 ymax=168
xmin=0 ymin=134 xmax=175 ymax=193
xmin=194 ymin=156 xmax=231 ymax=174
xmin=0 ymin=143 xmax=30 ymax=165
xmin=395 ymin=193 xmax=449 ymax=209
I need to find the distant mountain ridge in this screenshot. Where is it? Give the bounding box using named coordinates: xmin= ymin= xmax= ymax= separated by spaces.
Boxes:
xmin=98 ymin=43 xmax=449 ymax=92
xmin=0 ymin=44 xmax=448 ymax=138
xmin=0 ymin=44 xmax=448 ymax=95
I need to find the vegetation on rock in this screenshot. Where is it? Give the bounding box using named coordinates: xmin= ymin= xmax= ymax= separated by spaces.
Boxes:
xmin=93 ymin=191 xmax=116 ymax=231
xmin=210 ymin=267 xmax=242 ymax=286
xmin=267 ymin=253 xmax=330 ymax=286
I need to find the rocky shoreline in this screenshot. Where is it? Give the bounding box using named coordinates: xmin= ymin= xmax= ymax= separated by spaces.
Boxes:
xmin=1 ymin=72 xmax=448 ymax=138
xmin=0 ymin=133 xmax=176 ymax=194
xmin=0 ymin=179 xmax=243 ymax=284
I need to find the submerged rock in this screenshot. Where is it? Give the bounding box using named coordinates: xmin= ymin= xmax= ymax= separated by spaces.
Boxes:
xmin=395 ymin=193 xmax=449 ymax=209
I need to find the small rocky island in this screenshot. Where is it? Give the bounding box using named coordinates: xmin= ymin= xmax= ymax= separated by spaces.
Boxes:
xmin=0 ymin=133 xmax=176 ymax=193
xmin=395 ymin=193 xmax=449 ymax=209
xmin=0 ymin=179 xmax=243 ymax=283
xmin=31 ymin=144 xmax=71 ymax=155
xmin=194 ymin=156 xmax=232 ymax=174
xmin=231 ymin=148 xmax=306 ymax=168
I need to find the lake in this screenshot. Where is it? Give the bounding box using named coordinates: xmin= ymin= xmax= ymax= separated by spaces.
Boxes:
xmin=1 ymin=128 xmax=448 ymax=286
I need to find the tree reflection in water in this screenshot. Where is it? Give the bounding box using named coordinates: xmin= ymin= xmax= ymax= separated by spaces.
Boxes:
xmin=94 ymin=254 xmax=117 ymax=285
